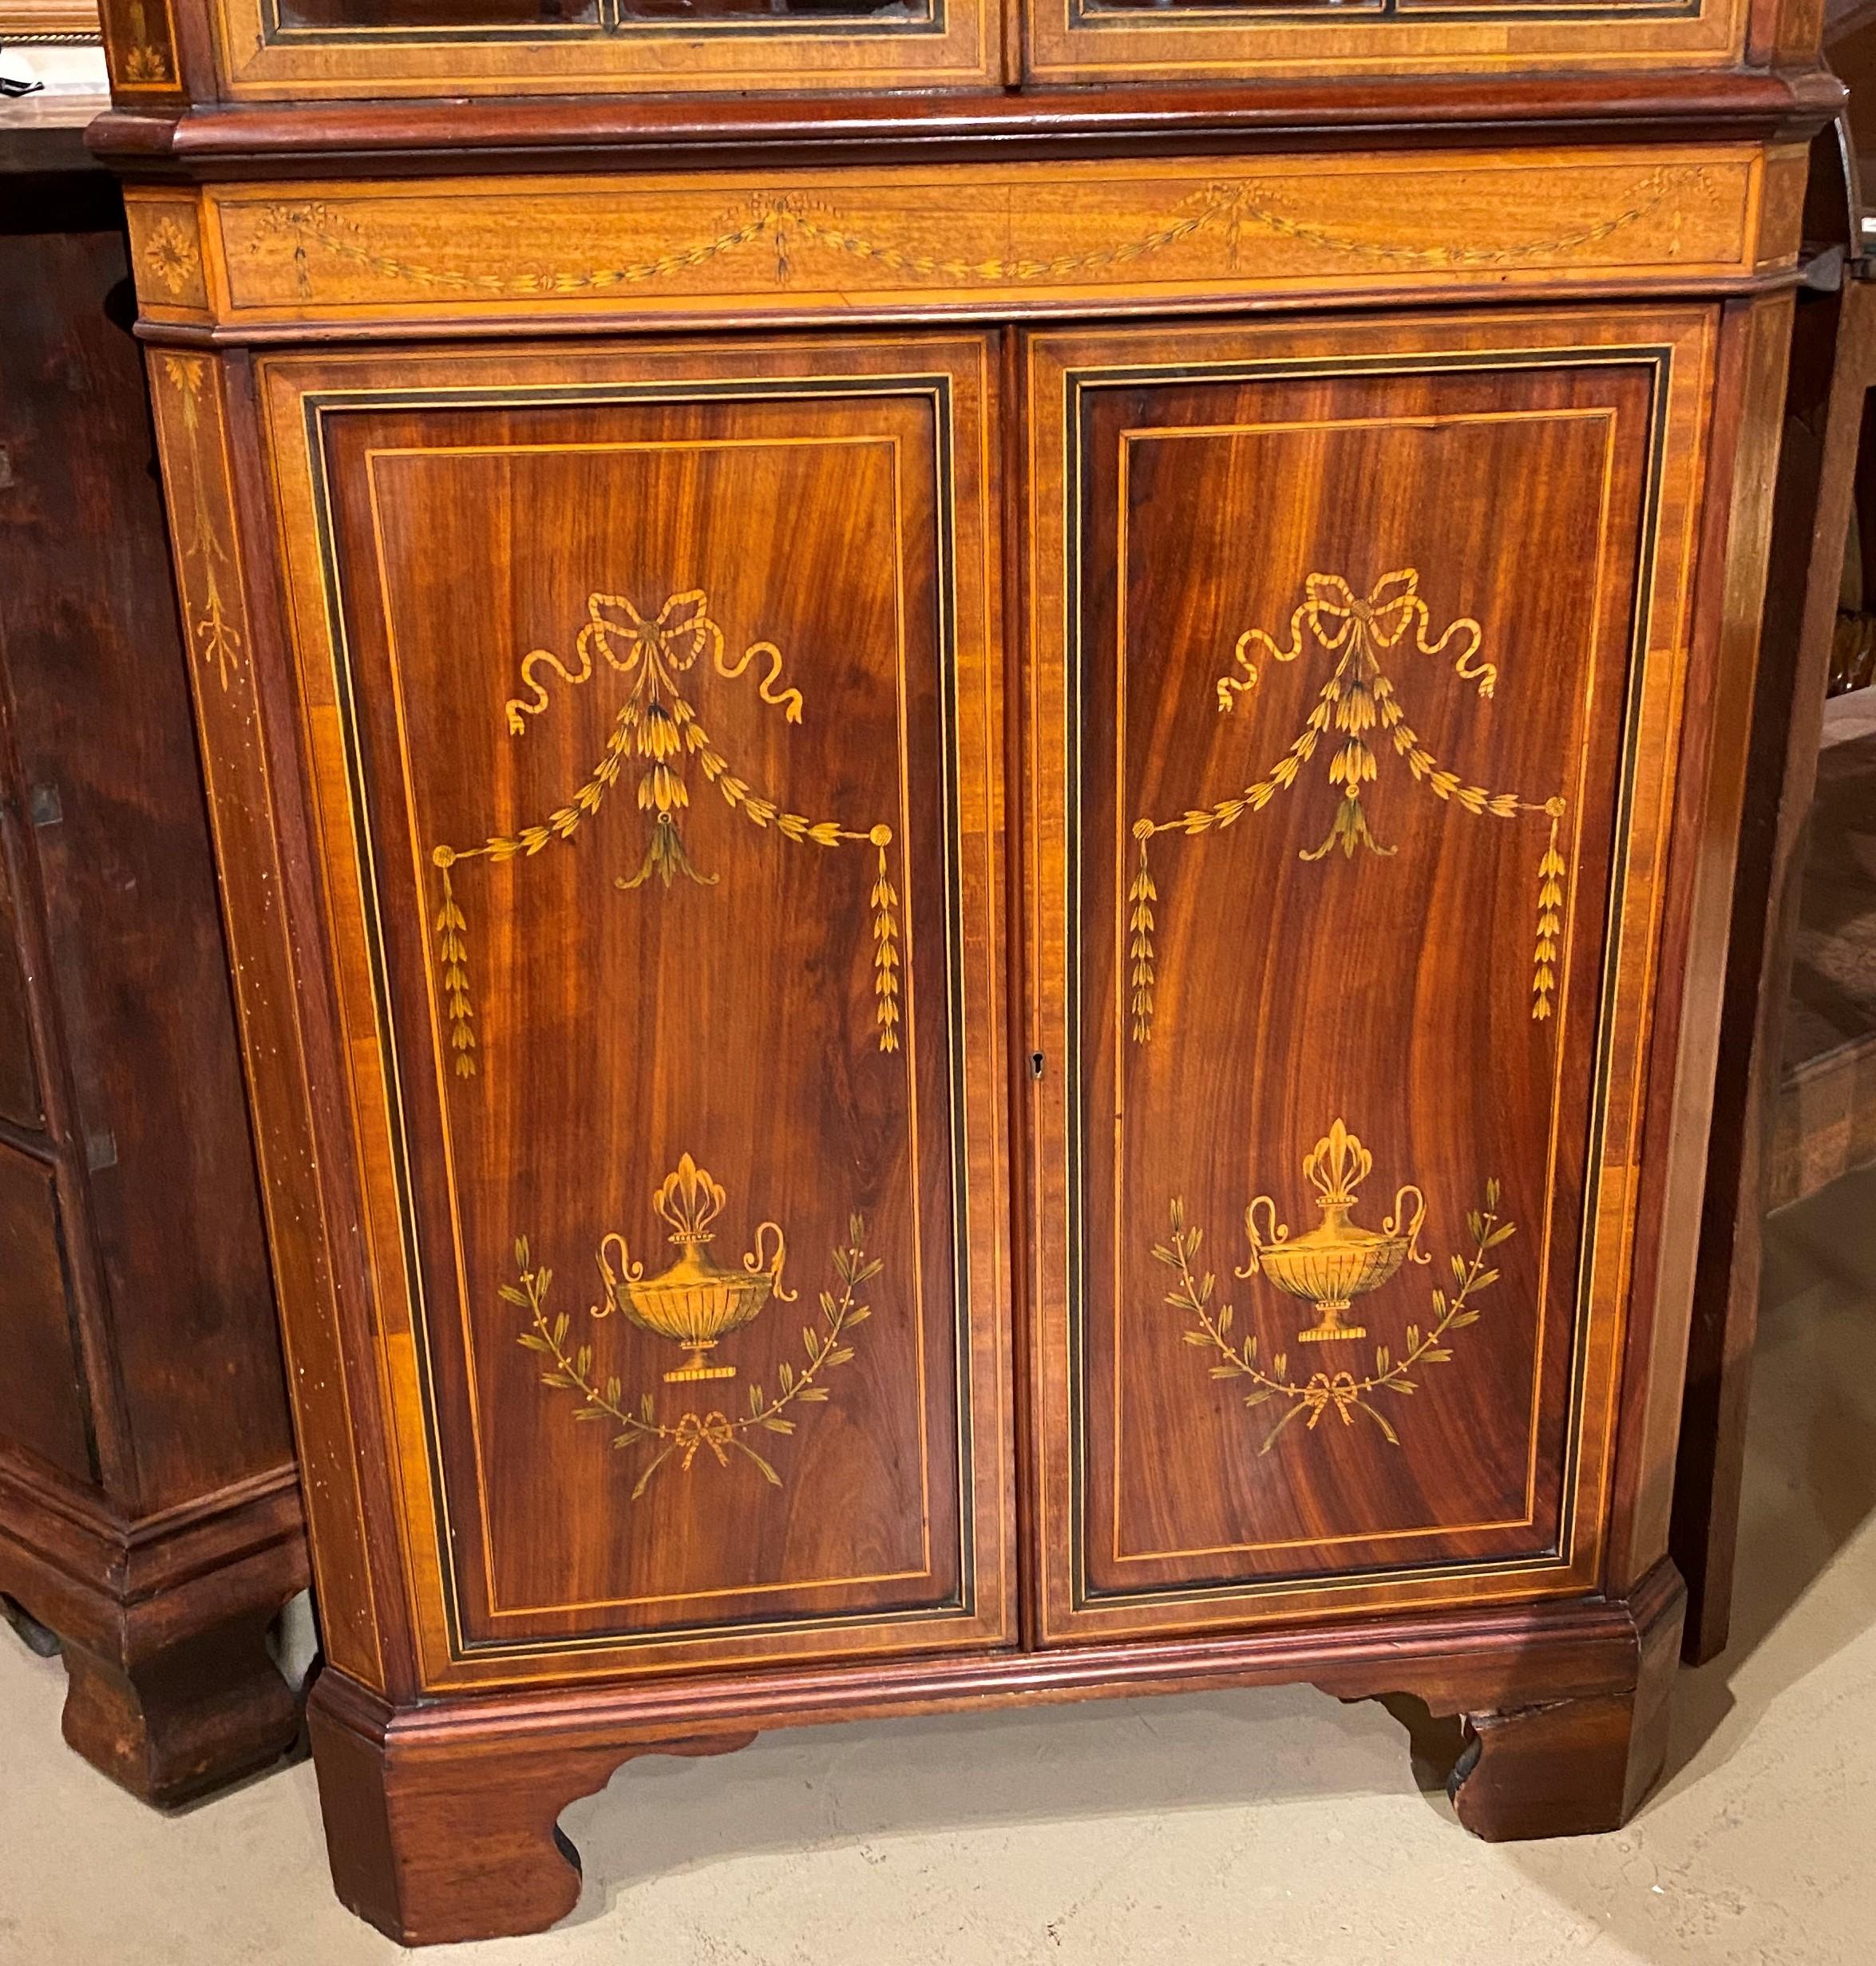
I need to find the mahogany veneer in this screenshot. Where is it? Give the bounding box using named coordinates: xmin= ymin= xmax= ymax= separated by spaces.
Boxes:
xmin=94 ymin=0 xmax=1827 ymax=1936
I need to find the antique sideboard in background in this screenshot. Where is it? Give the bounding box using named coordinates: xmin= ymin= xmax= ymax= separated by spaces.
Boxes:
xmin=85 ymin=0 xmax=1833 ymax=1940
xmin=0 ymin=84 xmax=307 ymax=1804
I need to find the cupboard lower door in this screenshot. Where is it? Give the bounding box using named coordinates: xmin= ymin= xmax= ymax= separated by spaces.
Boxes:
xmin=239 ymin=332 xmax=1014 ymax=1687
xmin=1023 ymin=307 xmax=1720 ymax=1644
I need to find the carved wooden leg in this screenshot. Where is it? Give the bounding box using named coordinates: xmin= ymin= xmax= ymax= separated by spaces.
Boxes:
xmin=1447 ymin=1576 xmax=1684 ymax=1842
xmin=309 ymin=1671 xmax=756 ymax=1947
xmin=59 ymin=1604 xmax=303 ymax=1807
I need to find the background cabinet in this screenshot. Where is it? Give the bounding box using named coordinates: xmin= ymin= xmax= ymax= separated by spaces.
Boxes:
xmin=0 ymin=136 xmax=307 ymax=1805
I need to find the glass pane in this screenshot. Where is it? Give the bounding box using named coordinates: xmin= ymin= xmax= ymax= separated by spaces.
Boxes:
xmin=1079 ymin=0 xmax=1378 ymax=13
xmin=271 ymin=0 xmax=930 ymax=30
xmin=271 ymin=0 xmax=598 ymax=30
xmin=612 ymin=0 xmax=928 ymax=18
xmin=1080 ymin=0 xmax=1641 ymax=13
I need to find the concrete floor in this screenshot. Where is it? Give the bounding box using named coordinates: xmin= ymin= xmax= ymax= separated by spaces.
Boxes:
xmin=3 ymin=1165 xmax=1874 ymax=1965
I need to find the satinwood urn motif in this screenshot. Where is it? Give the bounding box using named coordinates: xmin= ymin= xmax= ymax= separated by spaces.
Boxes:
xmin=592 ymin=1153 xmax=790 ymax=1383
xmin=1241 ymin=1118 xmax=1429 ymax=1344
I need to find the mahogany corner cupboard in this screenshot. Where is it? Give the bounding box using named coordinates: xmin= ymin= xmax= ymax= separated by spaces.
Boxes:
xmin=92 ymin=0 xmax=1827 ymax=1938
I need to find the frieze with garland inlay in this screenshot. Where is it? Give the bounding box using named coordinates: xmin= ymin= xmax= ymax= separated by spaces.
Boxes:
xmin=204 ymin=148 xmax=1775 ymax=327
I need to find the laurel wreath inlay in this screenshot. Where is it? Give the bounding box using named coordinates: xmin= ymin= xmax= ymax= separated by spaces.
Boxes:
xmin=1156 ymin=1168 xmax=1516 ymax=1454
xmin=509 ymin=1195 xmax=877 ymax=1500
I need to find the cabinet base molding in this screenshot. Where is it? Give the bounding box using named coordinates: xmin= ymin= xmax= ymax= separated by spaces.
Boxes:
xmin=308 ymin=1693 xmax=757 ymax=1948
xmin=1443 ymin=1567 xmax=1684 ymax=1841
xmin=0 ymin=1454 xmax=310 ymax=1806
xmin=311 ymin=1561 xmax=1684 ymax=1947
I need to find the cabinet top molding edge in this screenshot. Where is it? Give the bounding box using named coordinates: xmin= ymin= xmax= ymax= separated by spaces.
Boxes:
xmin=87 ymin=69 xmax=1843 ymax=184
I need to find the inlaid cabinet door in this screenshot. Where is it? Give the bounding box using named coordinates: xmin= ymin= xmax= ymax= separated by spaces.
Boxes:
xmin=1025 ymin=308 xmax=1717 ymax=1644
xmin=255 ymin=334 xmax=1012 ymax=1687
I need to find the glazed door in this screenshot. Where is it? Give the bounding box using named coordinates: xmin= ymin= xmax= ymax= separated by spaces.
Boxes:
xmin=196 ymin=0 xmax=999 ymax=101
xmin=1026 ymin=307 xmax=1716 ymax=1644
xmin=1023 ymin=0 xmax=1746 ymax=86
xmin=252 ymin=334 xmax=1012 ymax=1687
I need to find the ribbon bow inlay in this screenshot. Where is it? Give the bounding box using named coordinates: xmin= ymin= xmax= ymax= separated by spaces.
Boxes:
xmin=673 ymin=1410 xmax=737 ymax=1470
xmin=1300 ymin=1371 xmax=1366 ymax=1430
xmin=1218 ymin=569 xmax=1495 ymax=706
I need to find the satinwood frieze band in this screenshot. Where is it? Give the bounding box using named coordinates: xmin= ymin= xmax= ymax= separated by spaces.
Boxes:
xmin=128 ymin=146 xmax=1787 ymax=335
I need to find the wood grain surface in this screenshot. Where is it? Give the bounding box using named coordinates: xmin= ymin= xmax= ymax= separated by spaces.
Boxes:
xmin=250 ymin=332 xmax=1015 ymax=1687
xmin=1676 ymin=264 xmax=1873 ymax=1660
xmin=84 ymin=70 xmax=1842 ymax=181
xmin=1024 ymin=305 xmax=1719 ymax=1642
xmin=0 ymin=856 xmax=42 ymax=1132
xmin=0 ymin=1147 xmax=91 ymax=1481
xmin=305 ymin=1560 xmax=1684 ymax=1943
